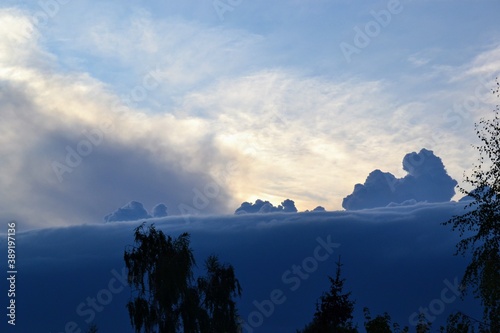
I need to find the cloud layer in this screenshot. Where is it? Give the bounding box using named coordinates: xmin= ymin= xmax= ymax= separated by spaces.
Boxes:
xmin=342 ymin=149 xmax=458 ymax=210
xmin=0 ymin=202 xmax=480 ymax=333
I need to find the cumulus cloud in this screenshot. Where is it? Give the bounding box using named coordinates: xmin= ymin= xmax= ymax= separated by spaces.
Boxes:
xmin=281 ymin=199 xmax=298 ymax=213
xmin=458 ymin=186 xmax=497 ymax=203
xmin=152 ymin=203 xmax=168 ymax=218
xmin=306 ymin=206 xmax=326 ymax=212
xmin=104 ymin=201 xmax=151 ymax=222
xmin=342 ymin=149 xmax=458 ymax=210
xmin=104 ymin=202 xmax=170 ymax=221
xmin=235 ymin=199 xmax=298 ymax=214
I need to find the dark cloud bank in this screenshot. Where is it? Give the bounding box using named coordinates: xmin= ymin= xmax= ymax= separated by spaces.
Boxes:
xmin=1 ymin=202 xmax=480 ymax=333
xmin=342 ymin=149 xmax=458 ymax=210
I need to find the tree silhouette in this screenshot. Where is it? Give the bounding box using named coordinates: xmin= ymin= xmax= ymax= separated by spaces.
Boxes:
xmin=439 ymin=311 xmax=483 ymax=333
xmin=362 ymin=307 xmax=412 ymax=333
xmin=86 ymin=324 xmax=98 ymax=333
xmin=197 ymin=255 xmax=242 ymax=332
xmin=298 ymin=257 xmax=357 ymax=333
xmin=363 ymin=308 xmax=392 ymax=333
xmin=443 ymin=78 xmax=500 ymax=332
xmin=124 ymin=222 xmax=242 ymax=333
xmin=363 ymin=308 xmax=411 ymax=333
xmin=415 ymin=313 xmax=431 ymax=333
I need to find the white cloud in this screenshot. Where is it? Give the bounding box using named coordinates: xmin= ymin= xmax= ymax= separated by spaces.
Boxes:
xmin=342 ymin=149 xmax=458 ymax=210
xmin=0 ymin=7 xmax=416 ymax=225
xmin=54 ymin=9 xmax=265 ymax=97
xmin=1 ymin=5 xmax=500 ymax=228
xmin=0 ymin=9 xmax=237 ymax=228
xmin=0 ymin=8 xmax=49 ymax=67
xmin=461 ymin=44 xmax=500 ymax=79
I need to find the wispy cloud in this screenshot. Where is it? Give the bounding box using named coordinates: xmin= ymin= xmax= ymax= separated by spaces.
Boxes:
xmin=1 ymin=4 xmax=500 ymax=228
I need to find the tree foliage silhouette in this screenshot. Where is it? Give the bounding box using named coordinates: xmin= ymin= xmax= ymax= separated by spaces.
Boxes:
xmin=363 ymin=308 xmax=410 ymax=333
xmin=443 ymin=79 xmax=500 ymax=332
xmin=298 ymin=257 xmax=357 ymax=333
xmin=124 ymin=222 xmax=241 ymax=333
xmin=197 ymin=255 xmax=242 ymax=332
xmin=415 ymin=313 xmax=431 ymax=333
xmin=439 ymin=311 xmax=488 ymax=333
xmin=363 ymin=308 xmax=392 ymax=333
xmin=86 ymin=324 xmax=98 ymax=333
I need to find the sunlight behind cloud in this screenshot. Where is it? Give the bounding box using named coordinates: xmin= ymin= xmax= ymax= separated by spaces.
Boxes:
xmin=1 ymin=5 xmax=500 ymax=227
xmin=178 ymin=71 xmax=425 ymax=210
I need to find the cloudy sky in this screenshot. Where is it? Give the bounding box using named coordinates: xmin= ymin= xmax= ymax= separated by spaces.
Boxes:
xmin=2 ymin=0 xmax=500 ymax=229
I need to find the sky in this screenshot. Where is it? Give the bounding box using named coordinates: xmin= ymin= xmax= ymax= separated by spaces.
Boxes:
xmin=1 ymin=2 xmax=498 ymax=331
xmin=1 ymin=1 xmax=500 ymax=229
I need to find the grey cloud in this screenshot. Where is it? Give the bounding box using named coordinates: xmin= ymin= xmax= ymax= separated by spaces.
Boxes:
xmin=104 ymin=201 xmax=169 ymax=222
xmin=235 ymin=198 xmax=298 ymax=214
xmin=0 ymin=80 xmax=234 ymax=229
xmin=104 ymin=201 xmax=151 ymax=222
xmin=152 ymin=203 xmax=168 ymax=217
xmin=45 ymin=136 xmax=233 ymax=223
xmin=342 ymin=149 xmax=458 ymax=210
